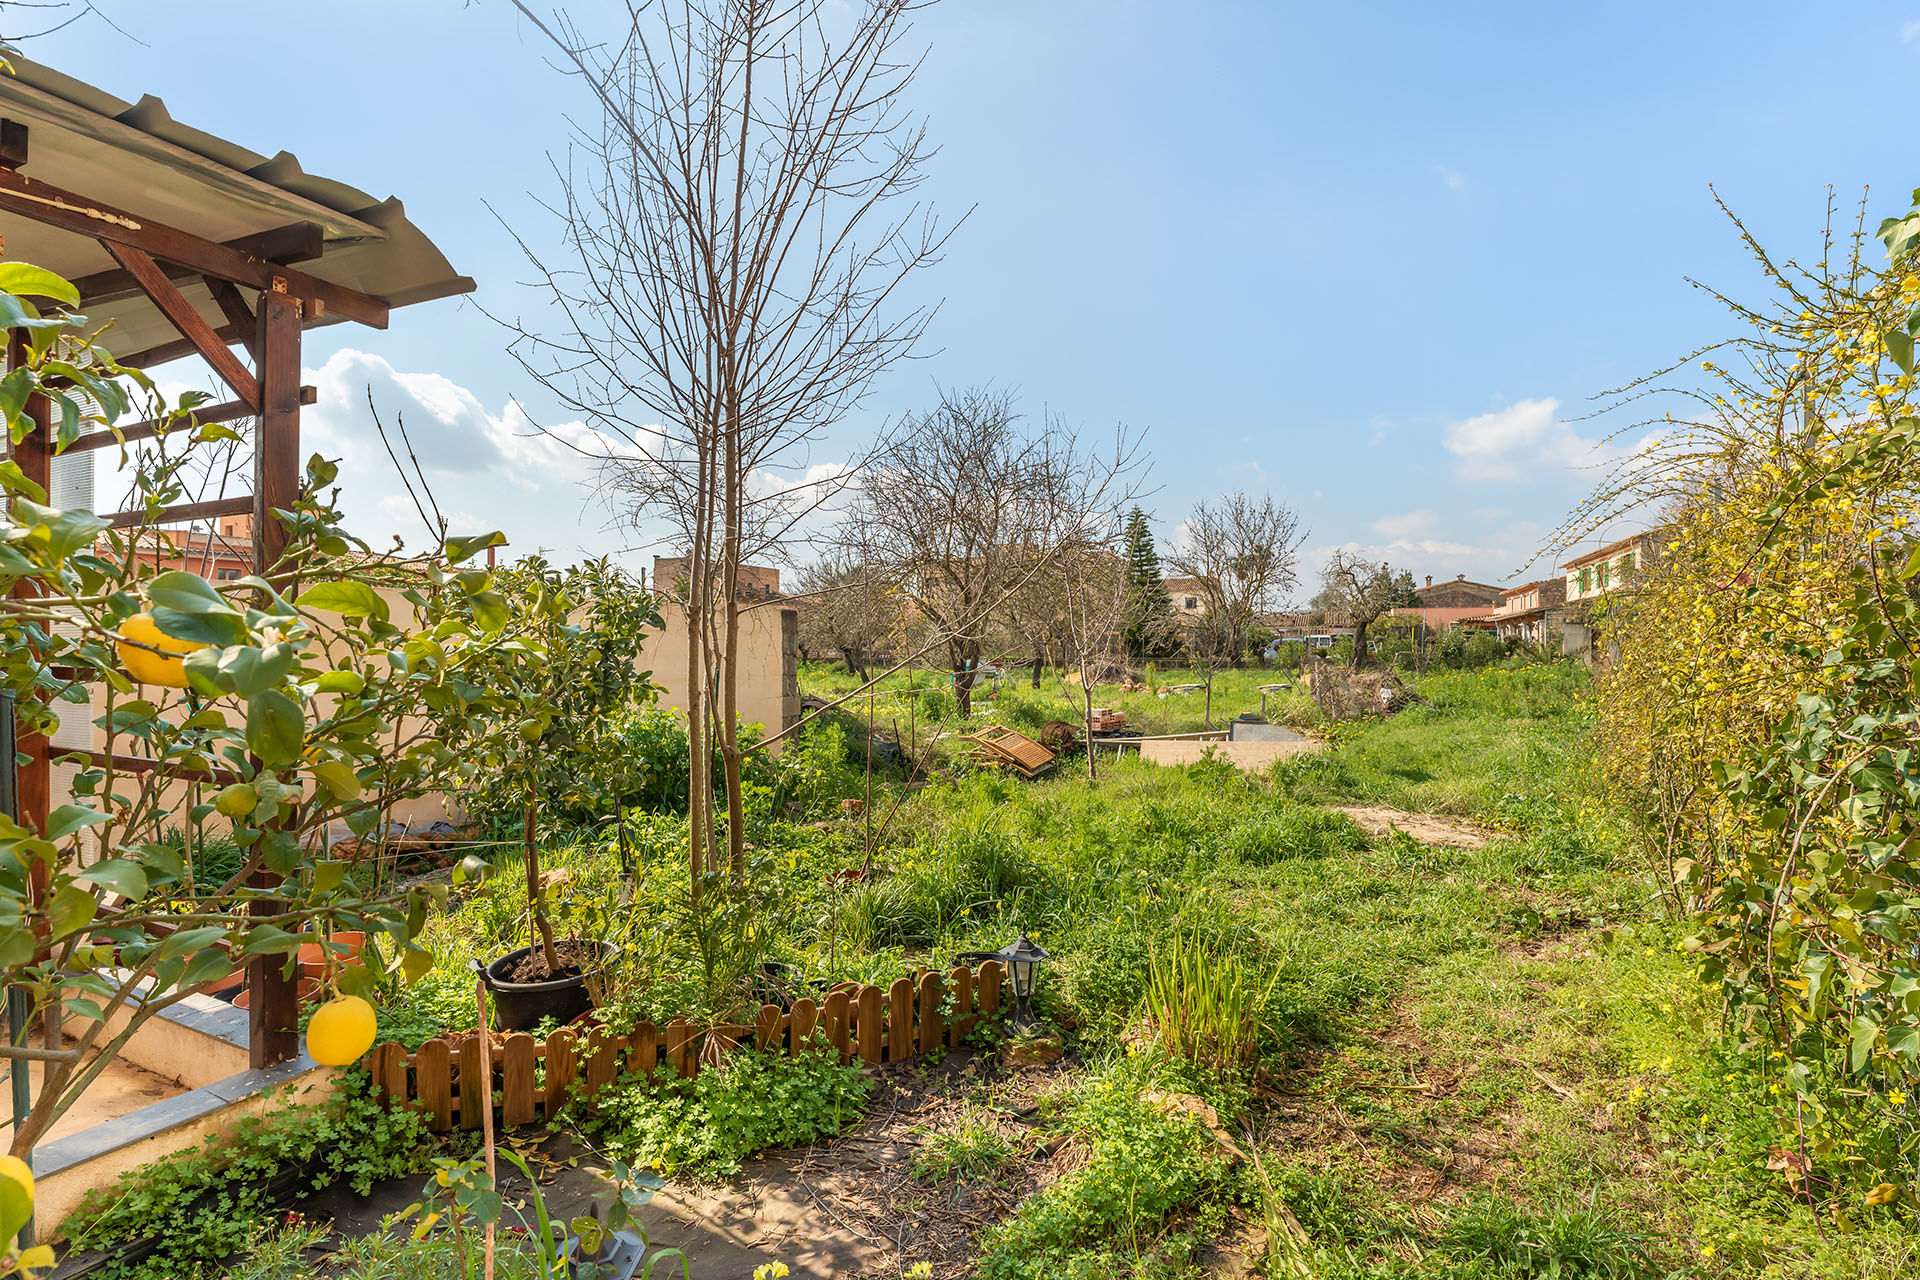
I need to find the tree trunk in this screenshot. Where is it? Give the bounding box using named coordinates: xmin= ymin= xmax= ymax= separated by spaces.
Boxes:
xmin=525 ymin=796 xmax=559 ymax=972
xmin=953 ymin=646 xmax=976 ymax=717
xmin=1030 ymin=653 xmax=1043 ymax=688
xmin=1082 ymin=666 xmax=1097 ymax=783
xmin=1350 ymin=619 xmax=1369 ymax=670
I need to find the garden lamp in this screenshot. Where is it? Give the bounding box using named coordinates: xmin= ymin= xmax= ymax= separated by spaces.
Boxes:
xmin=958 ymin=932 xmax=1050 ymax=1032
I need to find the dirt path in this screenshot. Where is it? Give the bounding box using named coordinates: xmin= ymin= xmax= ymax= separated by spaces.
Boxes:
xmin=1337 ymin=805 xmax=1495 ymax=849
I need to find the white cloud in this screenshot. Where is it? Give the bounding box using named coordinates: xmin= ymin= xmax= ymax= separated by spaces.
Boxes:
xmin=1903 ymin=18 xmax=1920 ymax=43
xmin=1369 ymin=508 xmax=1436 ymax=539
xmin=1442 ymin=396 xmax=1608 ymax=483
xmin=1436 ymin=164 xmax=1467 ymax=192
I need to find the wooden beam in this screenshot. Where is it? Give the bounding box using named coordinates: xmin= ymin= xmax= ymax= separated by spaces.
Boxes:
xmin=106 ymin=495 xmax=253 ymax=529
xmin=73 ymin=223 xmax=323 ymax=307
xmin=205 ymin=279 xmax=260 ymax=360
xmin=0 ymin=120 xmax=27 ymax=172
xmin=66 ymin=386 xmax=315 ymax=454
xmin=102 ymin=242 xmax=260 ymax=408
xmin=76 ymin=750 xmax=244 ymax=787
xmin=0 ymin=169 xmax=387 ymax=327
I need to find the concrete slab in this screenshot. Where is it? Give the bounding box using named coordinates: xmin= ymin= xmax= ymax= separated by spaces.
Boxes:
xmin=1227 ymin=720 xmax=1306 ymax=743
xmin=1140 ymin=738 xmax=1323 ymax=771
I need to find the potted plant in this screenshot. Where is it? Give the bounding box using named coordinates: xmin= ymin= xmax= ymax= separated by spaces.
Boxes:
xmin=466 ymin=558 xmax=662 ymax=1031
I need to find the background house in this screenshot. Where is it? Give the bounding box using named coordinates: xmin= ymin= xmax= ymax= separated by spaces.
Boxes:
xmin=1563 ymin=532 xmax=1657 ymax=603
xmin=651 ymin=555 xmax=782 ymax=600
xmin=1488 ymin=578 xmax=1566 ymax=642
xmin=1162 ymin=575 xmax=1206 ymax=615
xmin=1411 ymin=573 xmax=1506 ymax=609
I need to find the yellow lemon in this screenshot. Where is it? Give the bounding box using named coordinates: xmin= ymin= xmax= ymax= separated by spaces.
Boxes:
xmin=0 ymin=1153 xmax=32 ymax=1198
xmin=114 ymin=612 xmax=208 ymax=687
xmin=305 ymin=994 xmax=377 ymax=1066
xmin=213 ymin=784 xmax=258 ymax=819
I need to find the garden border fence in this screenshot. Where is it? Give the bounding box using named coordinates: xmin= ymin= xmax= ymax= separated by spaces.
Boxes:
xmin=361 ymin=961 xmax=1004 ymax=1132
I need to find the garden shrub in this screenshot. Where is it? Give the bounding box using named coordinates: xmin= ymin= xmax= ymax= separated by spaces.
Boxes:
xmin=63 ymin=1073 xmax=428 ymax=1280
xmin=574 ymin=1042 xmax=871 ymax=1178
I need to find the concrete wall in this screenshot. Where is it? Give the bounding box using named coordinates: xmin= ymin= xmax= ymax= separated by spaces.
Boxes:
xmin=640 ymin=600 xmax=801 ymax=743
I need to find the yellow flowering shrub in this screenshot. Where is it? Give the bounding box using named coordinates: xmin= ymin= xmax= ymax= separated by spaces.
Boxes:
xmin=1588 ymin=191 xmax=1920 ymax=1194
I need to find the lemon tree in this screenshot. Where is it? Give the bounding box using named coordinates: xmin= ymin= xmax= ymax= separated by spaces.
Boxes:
xmin=0 ymin=264 xmax=540 ymax=1158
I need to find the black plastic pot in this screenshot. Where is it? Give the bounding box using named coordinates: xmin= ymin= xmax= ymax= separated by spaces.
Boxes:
xmin=475 ymin=941 xmax=617 ymax=1032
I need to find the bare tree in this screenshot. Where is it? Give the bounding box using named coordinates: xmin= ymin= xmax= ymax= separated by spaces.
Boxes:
xmin=793 ymin=551 xmax=899 ymax=680
xmin=1054 ymin=543 xmax=1128 ymax=780
xmin=1318 ymin=550 xmax=1400 ymax=668
xmin=1002 ymin=557 xmax=1073 ymax=687
xmin=1163 ymin=492 xmax=1306 ymax=724
xmin=838 ymin=386 xmax=1144 ymax=715
xmin=502 ymin=0 xmax=958 ymax=886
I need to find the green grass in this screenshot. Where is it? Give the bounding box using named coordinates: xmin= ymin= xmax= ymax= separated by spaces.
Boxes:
xmin=799 ymin=659 xmax=1322 ymax=739
xmin=376 ymin=659 xmax=1920 ymax=1278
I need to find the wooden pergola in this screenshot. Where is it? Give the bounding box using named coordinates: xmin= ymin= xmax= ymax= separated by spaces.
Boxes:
xmin=0 ymin=59 xmax=473 ymax=1067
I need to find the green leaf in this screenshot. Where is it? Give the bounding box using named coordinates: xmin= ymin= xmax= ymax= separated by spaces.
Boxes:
xmin=311 ymin=760 xmax=359 ymax=803
xmin=1850 ymin=1013 xmax=1880 ymax=1073
xmin=79 ymin=858 xmax=149 ymax=900
xmin=315 ymin=669 xmax=367 ymax=695
xmin=147 ymin=569 xmax=233 ymax=616
xmin=1886 ymin=329 xmax=1915 ymax=375
xmin=46 ymin=884 xmax=97 ymax=940
xmin=259 ymin=827 xmax=302 ymax=875
xmin=0 ymin=290 xmax=71 ymax=332
xmin=470 ymin=590 xmax=509 ymax=632
xmin=220 ymin=643 xmax=297 ymax=698
xmin=45 ymin=803 xmax=109 ymax=842
xmin=0 ymin=262 xmax=80 ymax=305
xmin=446 ymin=531 xmax=508 ymax=565
xmin=149 ymin=604 xmax=247 ymax=647
xmin=297 ymin=580 xmax=390 ymax=623
xmin=245 ymin=689 xmax=305 ymax=764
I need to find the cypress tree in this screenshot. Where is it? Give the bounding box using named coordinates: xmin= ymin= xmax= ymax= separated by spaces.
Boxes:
xmin=1121 ymin=506 xmax=1174 ymax=662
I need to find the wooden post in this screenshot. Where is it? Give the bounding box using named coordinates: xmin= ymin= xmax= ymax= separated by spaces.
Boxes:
xmin=856 ymin=986 xmax=882 ymax=1065
xmin=417 ymin=1040 xmax=453 ymax=1132
xmin=917 ymin=971 xmax=943 ymax=1053
xmin=948 ymin=966 xmax=972 ymax=1046
xmin=544 ymin=1029 xmax=577 ymax=1119
xmin=499 ymin=1034 xmax=535 ymax=1126
xmin=824 ymin=990 xmax=851 ymax=1064
xmin=245 ymin=286 xmax=304 ymax=1067
xmin=887 ymin=977 xmax=912 ymax=1063
xmin=790 ymin=997 xmax=818 ymax=1052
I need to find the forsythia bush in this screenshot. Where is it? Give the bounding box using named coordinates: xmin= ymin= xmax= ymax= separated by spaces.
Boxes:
xmin=1593 ymin=192 xmax=1920 ymax=1197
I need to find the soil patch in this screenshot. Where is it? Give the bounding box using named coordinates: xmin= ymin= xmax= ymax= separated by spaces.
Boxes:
xmin=507 ymin=938 xmax=599 ymax=983
xmin=1337 ymin=806 xmax=1494 ymax=849
xmin=298 ymin=1047 xmax=1081 ymax=1279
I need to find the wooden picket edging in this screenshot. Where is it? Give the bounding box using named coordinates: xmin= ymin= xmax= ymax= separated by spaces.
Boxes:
xmin=362 ymin=961 xmax=1004 ymax=1132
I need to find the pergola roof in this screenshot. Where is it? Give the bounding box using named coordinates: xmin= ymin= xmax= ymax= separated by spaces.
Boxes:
xmin=0 ymin=57 xmax=473 ymax=359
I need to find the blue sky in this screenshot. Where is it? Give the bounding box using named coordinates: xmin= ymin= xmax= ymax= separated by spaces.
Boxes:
xmin=28 ymin=2 xmax=1920 ymax=596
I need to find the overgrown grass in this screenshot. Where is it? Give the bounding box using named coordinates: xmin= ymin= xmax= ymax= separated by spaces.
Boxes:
xmin=377 ymin=659 xmax=1920 ymax=1277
